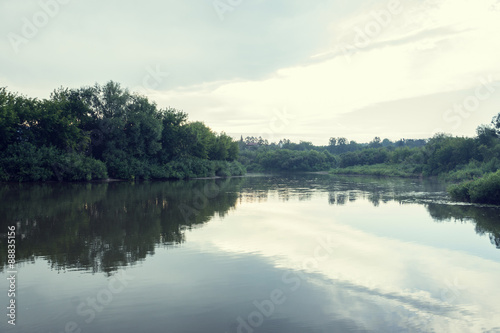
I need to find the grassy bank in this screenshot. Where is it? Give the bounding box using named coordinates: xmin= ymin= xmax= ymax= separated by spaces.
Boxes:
xmin=438 ymin=158 xmax=500 ymax=182
xmin=330 ymin=163 xmax=500 ymax=205
xmin=329 ymin=163 xmax=422 ymax=178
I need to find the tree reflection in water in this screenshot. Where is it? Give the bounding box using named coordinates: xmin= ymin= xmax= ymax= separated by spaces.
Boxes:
xmin=0 ymin=178 xmax=243 ymax=274
xmin=1 ymin=174 xmax=499 ymax=275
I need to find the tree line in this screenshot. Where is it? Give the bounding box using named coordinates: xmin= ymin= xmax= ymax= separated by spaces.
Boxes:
xmin=0 ymin=82 xmax=244 ymax=181
xmin=237 ymin=113 xmax=500 ymax=204
xmin=239 ymin=135 xmax=425 ymax=154
xmin=238 ymin=134 xmax=427 ymax=173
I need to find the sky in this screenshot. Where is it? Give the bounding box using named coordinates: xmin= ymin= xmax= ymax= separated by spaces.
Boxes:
xmin=1 ymin=0 xmax=500 ymax=145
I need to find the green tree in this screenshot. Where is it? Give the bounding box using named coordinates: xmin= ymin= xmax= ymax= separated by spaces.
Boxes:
xmin=0 ymin=88 xmax=19 ymax=150
xmin=328 ymin=137 xmax=337 ymax=147
xmin=157 ymin=108 xmax=188 ymax=162
xmin=210 ymin=132 xmax=238 ymax=161
xmin=185 ymin=121 xmax=215 ymax=159
xmin=369 ymin=136 xmax=382 ymax=148
xmin=423 ymin=134 xmax=479 ymax=175
xmin=492 ymin=112 xmax=500 ymax=136
xmin=477 ymin=125 xmax=498 ymax=146
xmin=0 ymin=82 xmax=243 ymax=182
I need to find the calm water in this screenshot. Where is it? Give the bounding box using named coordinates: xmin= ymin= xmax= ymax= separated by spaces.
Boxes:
xmin=1 ymin=174 xmax=500 ymax=333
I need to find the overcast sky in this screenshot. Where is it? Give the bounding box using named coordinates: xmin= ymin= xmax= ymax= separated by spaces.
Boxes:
xmin=2 ymin=0 xmax=500 ymax=144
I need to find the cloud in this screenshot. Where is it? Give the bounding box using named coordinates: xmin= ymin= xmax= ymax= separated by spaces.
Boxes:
xmin=149 ymin=0 xmax=500 ymax=143
xmin=187 ymin=197 xmax=500 ymax=332
xmin=1 ymin=0 xmax=499 ymax=143
xmin=0 ymin=0 xmax=336 ymax=92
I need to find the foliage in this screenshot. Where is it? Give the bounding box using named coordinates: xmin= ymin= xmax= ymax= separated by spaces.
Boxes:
xmin=0 ymin=142 xmax=107 ymax=182
xmin=238 ymin=119 xmax=500 ymax=193
xmin=239 ymin=149 xmax=337 ymax=172
xmin=338 ymin=148 xmax=391 ymax=167
xmin=440 ymin=158 xmax=500 ymax=182
xmin=330 ymin=163 xmax=421 ymax=178
xmin=330 ymin=129 xmax=500 ymax=183
xmin=422 ymin=134 xmax=481 ymax=175
xmin=448 ymin=169 xmax=500 ymax=204
xmin=0 ymin=83 xmax=242 ymax=182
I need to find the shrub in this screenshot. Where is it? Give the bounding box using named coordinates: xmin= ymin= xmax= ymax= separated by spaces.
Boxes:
xmin=0 ymin=142 xmax=108 ymax=182
xmin=229 ymin=161 xmax=246 ymax=176
xmin=468 ymin=171 xmax=500 ymax=204
xmin=247 ymin=149 xmax=335 ymax=172
xmin=448 ymin=170 xmax=500 ymax=204
xmin=448 ymin=182 xmax=472 ymax=202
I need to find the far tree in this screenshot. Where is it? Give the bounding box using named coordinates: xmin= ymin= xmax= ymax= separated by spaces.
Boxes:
xmin=476 ymin=125 xmax=498 ymax=146
xmin=382 ymin=138 xmax=392 ymax=147
xmin=369 ymin=136 xmax=382 ymax=148
xmin=337 ymin=137 xmax=347 ymax=146
xmin=493 ymin=113 xmax=500 ymax=136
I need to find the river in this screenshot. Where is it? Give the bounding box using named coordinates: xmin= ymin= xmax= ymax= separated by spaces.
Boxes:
xmin=1 ymin=173 xmax=499 ymax=332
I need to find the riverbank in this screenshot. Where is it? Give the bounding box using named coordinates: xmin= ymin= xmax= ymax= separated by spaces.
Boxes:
xmin=329 ymin=164 xmax=500 ymax=205
xmin=329 ymin=163 xmax=422 ymax=178
xmin=0 ymin=154 xmax=246 ymax=183
xmin=448 ymin=170 xmax=500 ymax=205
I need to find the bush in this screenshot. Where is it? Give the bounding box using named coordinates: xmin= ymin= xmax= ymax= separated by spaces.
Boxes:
xmin=423 ymin=135 xmax=480 ymax=175
xmin=102 ymin=150 xmax=132 ymax=180
xmin=448 ymin=170 xmax=500 ymax=204
xmin=214 ymin=161 xmax=230 ymax=177
xmin=229 ymin=161 xmax=246 ymax=176
xmin=330 ymin=163 xmax=421 ymax=178
xmin=468 ymin=171 xmax=500 ymax=204
xmin=339 ymin=148 xmax=390 ymax=168
xmin=54 ymin=153 xmax=108 ymax=181
xmin=442 ymin=160 xmax=483 ymax=182
xmin=448 ymin=182 xmax=472 ymax=202
xmin=441 ymin=157 xmax=500 ymax=182
xmin=0 ymin=142 xmax=108 ymax=182
xmin=161 ymin=158 xmax=245 ymax=180
xmin=243 ymin=149 xmax=335 ymax=172
xmin=0 ymin=143 xmax=54 ymax=181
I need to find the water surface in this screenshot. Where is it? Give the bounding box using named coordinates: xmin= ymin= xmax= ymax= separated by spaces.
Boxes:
xmin=1 ymin=174 xmax=499 ymax=332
